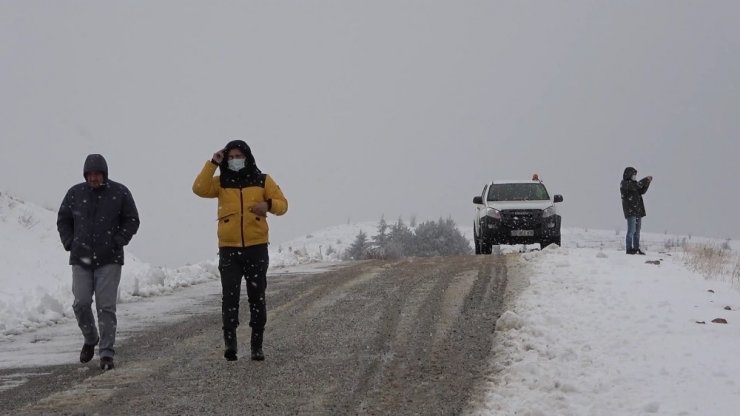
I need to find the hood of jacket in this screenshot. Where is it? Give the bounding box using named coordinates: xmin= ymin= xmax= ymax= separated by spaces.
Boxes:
xmin=219 ymin=140 xmax=263 ymax=188
xmin=83 ymin=154 xmax=109 ymax=181
xmin=221 ymin=140 xmax=255 ymax=168
xmin=623 ymin=167 xmax=637 ymax=181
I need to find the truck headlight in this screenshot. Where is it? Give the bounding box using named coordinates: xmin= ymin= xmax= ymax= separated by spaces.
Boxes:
xmin=485 ymin=207 xmax=502 ymax=219
xmin=542 ymin=206 xmax=557 ymax=218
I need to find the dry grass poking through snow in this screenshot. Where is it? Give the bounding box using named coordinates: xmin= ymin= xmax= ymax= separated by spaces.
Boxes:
xmin=682 ymin=242 xmax=740 ymax=287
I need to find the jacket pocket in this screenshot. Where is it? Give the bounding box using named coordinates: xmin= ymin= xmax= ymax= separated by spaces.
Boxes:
xmin=217 ymin=212 xmax=240 ymax=244
xmin=244 ymin=213 xmax=269 ymax=242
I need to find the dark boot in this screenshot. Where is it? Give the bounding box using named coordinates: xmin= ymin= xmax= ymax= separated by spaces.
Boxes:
xmin=99 ymin=356 xmax=114 ymax=370
xmin=635 ymin=249 xmax=646 ymax=255
xmin=626 ymin=249 xmax=636 ymax=255
xmin=80 ymin=337 xmax=99 ymax=363
xmin=224 ymin=329 xmax=238 ymax=361
xmin=250 ymin=329 xmax=264 ymax=361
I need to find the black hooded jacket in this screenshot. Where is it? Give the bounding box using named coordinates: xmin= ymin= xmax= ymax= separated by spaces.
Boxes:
xmin=218 ymin=140 xmax=265 ymax=189
xmin=57 ymin=154 xmax=140 ymax=268
xmin=620 ymin=167 xmax=651 ymax=218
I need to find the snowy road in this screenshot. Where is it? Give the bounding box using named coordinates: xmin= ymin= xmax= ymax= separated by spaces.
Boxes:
xmin=1 ymin=255 xmax=515 ymax=415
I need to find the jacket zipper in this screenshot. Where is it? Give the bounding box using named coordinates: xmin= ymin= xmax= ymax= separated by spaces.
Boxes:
xmin=239 ymin=188 xmax=245 ymax=247
xmin=91 ymin=190 xmax=100 ymax=264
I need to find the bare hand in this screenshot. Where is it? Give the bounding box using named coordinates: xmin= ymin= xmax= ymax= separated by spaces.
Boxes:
xmin=250 ymin=202 xmax=269 ymax=217
xmin=212 ymin=150 xmax=225 ymax=164
xmin=646 ymin=176 xmax=653 ymax=181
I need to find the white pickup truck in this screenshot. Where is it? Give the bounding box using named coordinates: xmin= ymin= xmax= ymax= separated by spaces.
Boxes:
xmin=473 ymin=180 xmax=563 ymax=254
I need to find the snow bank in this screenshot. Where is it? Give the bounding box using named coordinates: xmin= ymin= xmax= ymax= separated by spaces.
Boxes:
xmin=476 ymin=235 xmax=740 ymax=416
xmin=0 ymin=188 xmax=376 ymax=339
xmin=0 ymin=192 xmax=219 ymax=338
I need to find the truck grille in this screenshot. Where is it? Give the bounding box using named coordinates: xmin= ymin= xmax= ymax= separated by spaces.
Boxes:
xmin=500 ymin=210 xmax=542 ymax=228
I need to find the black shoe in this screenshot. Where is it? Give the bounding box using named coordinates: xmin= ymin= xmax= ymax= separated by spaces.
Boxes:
xmin=224 ymin=329 xmax=238 ymax=361
xmin=100 ymin=356 xmax=114 ymax=370
xmin=635 ymin=249 xmax=646 ymax=255
xmin=250 ymin=349 xmax=265 ymax=361
xmin=80 ymin=338 xmax=99 ymax=363
xmin=626 ymin=249 xmax=636 ymax=255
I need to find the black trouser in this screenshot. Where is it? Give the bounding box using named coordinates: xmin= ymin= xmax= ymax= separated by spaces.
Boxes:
xmin=218 ymin=244 xmax=269 ymax=332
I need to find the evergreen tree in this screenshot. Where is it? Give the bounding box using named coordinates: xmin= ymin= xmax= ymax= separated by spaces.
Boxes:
xmin=371 ymin=215 xmax=389 ymax=258
xmin=385 ymin=218 xmax=415 ymax=258
xmin=366 ymin=216 xmax=470 ymax=259
xmin=373 ymin=215 xmax=388 ymax=246
xmin=344 ymin=230 xmax=371 ymax=260
xmin=413 ymin=217 xmax=471 ymax=257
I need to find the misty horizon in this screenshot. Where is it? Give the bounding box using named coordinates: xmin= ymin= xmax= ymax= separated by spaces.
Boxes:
xmin=2 ymin=1 xmax=738 ymax=266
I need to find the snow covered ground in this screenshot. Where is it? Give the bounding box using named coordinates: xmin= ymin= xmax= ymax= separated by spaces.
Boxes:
xmin=0 ymin=192 xmax=375 ymax=339
xmin=2 ymin=191 xmax=740 ymax=414
xmin=474 ymin=240 xmax=740 ymax=416
xmin=0 ymin=192 xmax=220 ymax=338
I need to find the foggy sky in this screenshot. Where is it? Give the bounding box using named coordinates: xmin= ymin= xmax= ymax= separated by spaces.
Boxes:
xmin=2 ymin=1 xmax=739 ymax=266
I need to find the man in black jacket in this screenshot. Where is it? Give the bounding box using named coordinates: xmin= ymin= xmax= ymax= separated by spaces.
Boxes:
xmin=620 ymin=167 xmax=652 ymax=255
xmin=57 ymin=154 xmax=140 ymax=370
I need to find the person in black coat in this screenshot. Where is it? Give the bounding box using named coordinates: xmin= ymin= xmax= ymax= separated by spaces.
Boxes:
xmin=57 ymin=154 xmax=140 ymax=369
xmin=620 ymin=167 xmax=652 ymax=255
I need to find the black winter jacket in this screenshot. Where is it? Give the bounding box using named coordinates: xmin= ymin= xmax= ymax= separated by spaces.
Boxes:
xmin=57 ymin=154 xmax=140 ymax=268
xmin=620 ymin=167 xmax=651 ymax=218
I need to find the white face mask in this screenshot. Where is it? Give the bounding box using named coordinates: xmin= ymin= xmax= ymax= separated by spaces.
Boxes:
xmin=228 ymin=159 xmax=246 ymax=171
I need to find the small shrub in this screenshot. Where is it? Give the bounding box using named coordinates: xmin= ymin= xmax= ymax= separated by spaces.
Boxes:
xmin=721 ymin=239 xmax=731 ymax=251
xmin=683 ymin=243 xmax=737 ymax=285
xmin=18 ymin=212 xmax=39 ymax=229
xmin=664 ymin=238 xmax=684 ymax=250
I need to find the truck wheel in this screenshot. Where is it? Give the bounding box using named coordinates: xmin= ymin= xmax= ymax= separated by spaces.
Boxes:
xmin=474 ymin=224 xmax=482 ymax=255
xmin=490 ymin=239 xmax=501 ymax=255
xmin=541 ymin=237 xmax=561 ymax=248
xmin=481 ymin=240 xmax=492 ymax=254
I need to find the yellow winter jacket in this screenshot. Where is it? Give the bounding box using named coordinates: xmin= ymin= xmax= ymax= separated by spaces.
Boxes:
xmin=192 ymin=161 xmax=288 ymax=248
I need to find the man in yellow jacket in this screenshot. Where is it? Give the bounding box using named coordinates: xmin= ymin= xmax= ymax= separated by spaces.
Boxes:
xmin=193 ymin=140 xmax=288 ymax=361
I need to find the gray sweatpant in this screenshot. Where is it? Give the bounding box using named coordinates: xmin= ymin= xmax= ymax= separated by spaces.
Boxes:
xmin=72 ymin=264 xmax=122 ymax=358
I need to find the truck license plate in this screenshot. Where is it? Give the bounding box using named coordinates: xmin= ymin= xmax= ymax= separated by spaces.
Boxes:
xmin=511 ymin=230 xmax=534 ymax=237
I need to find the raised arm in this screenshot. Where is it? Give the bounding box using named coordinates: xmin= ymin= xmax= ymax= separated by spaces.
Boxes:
xmin=637 ymin=176 xmax=652 ymax=194
xmin=192 ymin=161 xmax=221 ymax=198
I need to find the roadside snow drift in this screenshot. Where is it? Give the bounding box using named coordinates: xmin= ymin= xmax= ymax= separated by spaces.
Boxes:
xmin=475 ymin=234 xmax=740 ymax=416
xmin=0 ymin=192 xmax=218 ymax=338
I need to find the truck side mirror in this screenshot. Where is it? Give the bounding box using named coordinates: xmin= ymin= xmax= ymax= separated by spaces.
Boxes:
xmin=473 ymin=196 xmax=483 ymax=204
xmin=554 ymin=194 xmax=563 ymax=203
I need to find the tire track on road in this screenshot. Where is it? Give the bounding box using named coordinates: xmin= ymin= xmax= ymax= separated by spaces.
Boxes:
xmin=5 ymin=255 xmax=513 ymax=416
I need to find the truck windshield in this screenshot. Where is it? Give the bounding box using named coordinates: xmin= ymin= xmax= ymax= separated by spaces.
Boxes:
xmin=487 ymin=183 xmax=550 ymax=201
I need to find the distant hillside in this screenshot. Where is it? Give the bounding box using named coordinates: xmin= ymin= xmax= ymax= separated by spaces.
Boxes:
xmin=270 ymin=222 xmax=378 ymax=267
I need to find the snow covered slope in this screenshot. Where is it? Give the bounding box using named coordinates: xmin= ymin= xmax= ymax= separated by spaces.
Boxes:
xmin=0 ymin=192 xmax=218 ymax=338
